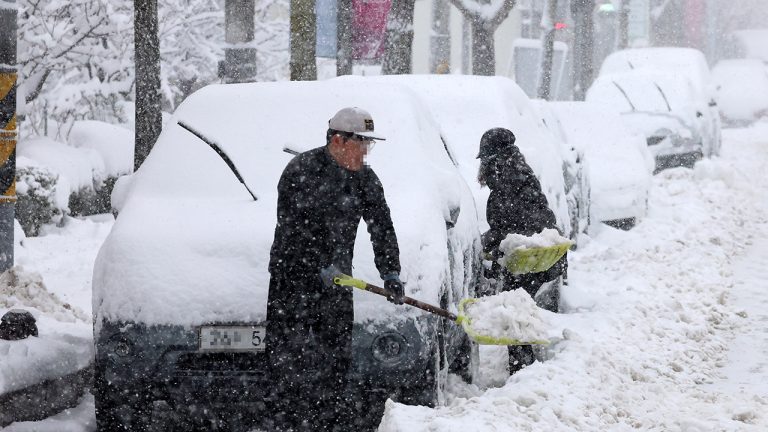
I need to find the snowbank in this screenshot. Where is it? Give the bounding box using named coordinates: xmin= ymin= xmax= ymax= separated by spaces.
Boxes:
xmin=0 ymin=268 xmax=93 ymax=395
xmin=68 ymin=120 xmax=134 ymax=177
xmin=498 ymin=228 xmax=570 ymax=252
xmin=463 ymin=290 xmax=549 ymax=343
xmin=378 ymin=126 xmax=768 ymax=430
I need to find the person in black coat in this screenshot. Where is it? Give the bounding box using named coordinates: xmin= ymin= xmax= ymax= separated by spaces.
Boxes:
xmin=266 ymin=107 xmax=404 ymax=431
xmin=476 ymin=127 xmax=567 ymax=374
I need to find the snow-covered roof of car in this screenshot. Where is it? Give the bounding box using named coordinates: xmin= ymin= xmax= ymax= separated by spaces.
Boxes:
xmin=587 ymin=71 xmax=699 ymax=127
xmin=733 ymin=29 xmax=768 ymax=63
xmin=547 ymin=101 xmax=651 ymax=190
xmin=712 ymin=59 xmax=768 ymax=123
xmin=599 ymin=47 xmax=712 ymax=92
xmin=93 ymin=79 xmax=478 ymax=328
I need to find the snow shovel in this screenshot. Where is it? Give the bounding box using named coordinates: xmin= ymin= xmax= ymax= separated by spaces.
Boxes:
xmin=332 ymin=274 xmax=549 ymax=346
xmin=499 ymin=241 xmax=573 ymax=275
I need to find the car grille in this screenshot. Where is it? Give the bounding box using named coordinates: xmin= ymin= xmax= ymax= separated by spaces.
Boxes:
xmin=175 ymin=351 xmax=269 ymax=373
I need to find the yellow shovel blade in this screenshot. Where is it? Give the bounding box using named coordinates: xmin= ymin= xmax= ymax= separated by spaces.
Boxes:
xmin=457 ymin=298 xmax=549 ymax=346
xmin=502 ymin=241 xmax=572 ymax=275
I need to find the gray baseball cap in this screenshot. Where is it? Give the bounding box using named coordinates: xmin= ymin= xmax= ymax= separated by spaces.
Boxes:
xmin=328 ymin=107 xmax=386 ymax=141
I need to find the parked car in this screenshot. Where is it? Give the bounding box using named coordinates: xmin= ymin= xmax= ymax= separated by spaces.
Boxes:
xmin=599 ymin=47 xmax=722 ymax=158
xmin=712 ymin=59 xmax=768 ymax=126
xmin=530 ymin=100 xmax=592 ymax=239
xmin=587 ymin=71 xmax=704 ymax=172
xmin=92 ymin=79 xmax=482 ymax=430
xmin=544 ymin=101 xmax=652 ymax=230
xmin=359 ymin=74 xmax=578 ymax=311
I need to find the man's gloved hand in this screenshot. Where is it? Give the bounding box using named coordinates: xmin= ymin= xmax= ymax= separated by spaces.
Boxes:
xmin=382 ymin=274 xmax=405 ymax=305
xmin=319 ymin=264 xmax=343 ymax=288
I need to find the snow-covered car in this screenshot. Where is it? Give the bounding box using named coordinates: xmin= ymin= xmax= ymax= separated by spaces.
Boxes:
xmin=587 ymin=71 xmax=705 ymax=172
xmin=359 ymin=75 xmax=573 ymax=238
xmin=530 ymin=100 xmax=592 ymax=239
xmin=357 ymin=74 xmax=575 ymax=310
xmin=599 ymin=47 xmax=722 ymax=158
xmin=92 ymin=80 xmax=482 ymax=430
xmin=544 ymin=101 xmax=652 ymax=229
xmin=729 ymin=28 xmax=768 ymax=64
xmin=712 ymin=59 xmax=768 ymax=126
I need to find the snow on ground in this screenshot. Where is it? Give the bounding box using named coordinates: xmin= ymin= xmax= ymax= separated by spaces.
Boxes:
xmin=379 ymin=122 xmax=768 ymax=431
xmin=1 ymin=216 xmax=111 ymax=424
xmin=4 ymin=123 xmax=768 ymax=431
xmin=2 ymin=394 xmax=96 ymax=432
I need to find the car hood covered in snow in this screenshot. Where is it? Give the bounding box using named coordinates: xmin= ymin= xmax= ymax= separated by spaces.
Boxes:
xmin=93 ymin=79 xmax=478 ymax=330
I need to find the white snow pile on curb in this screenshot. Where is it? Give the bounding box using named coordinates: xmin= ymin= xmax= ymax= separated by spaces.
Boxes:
xmin=463 ymin=290 xmax=549 ymax=342
xmin=498 ymin=228 xmax=570 ymax=252
xmin=0 ymin=267 xmax=87 ymax=323
xmin=1 ymin=267 xmax=93 ymax=395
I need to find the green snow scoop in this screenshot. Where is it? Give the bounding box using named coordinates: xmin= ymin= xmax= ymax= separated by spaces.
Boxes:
xmin=500 ymin=241 xmax=573 ymax=275
xmin=332 ymin=274 xmax=549 ymax=346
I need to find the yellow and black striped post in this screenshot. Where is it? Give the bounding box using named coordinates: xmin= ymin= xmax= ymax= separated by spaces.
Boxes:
xmin=1 ymin=0 xmax=17 ymax=272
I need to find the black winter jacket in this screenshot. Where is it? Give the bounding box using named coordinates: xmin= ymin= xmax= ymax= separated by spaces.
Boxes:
xmin=268 ymin=146 xmax=401 ymax=280
xmin=482 ymin=148 xmax=557 ymax=253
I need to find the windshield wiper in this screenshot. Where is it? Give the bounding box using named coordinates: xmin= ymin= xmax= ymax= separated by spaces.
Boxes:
xmin=612 ymin=81 xmax=636 ymax=111
xmin=653 ymin=83 xmax=672 ymax=112
xmin=178 ymin=121 xmax=258 ymax=201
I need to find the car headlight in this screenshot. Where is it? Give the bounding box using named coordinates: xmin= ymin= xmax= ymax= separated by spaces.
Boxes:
xmin=371 ymin=332 xmax=407 ymax=364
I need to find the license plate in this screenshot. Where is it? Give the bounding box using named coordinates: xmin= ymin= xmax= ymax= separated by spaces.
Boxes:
xmin=198 ymin=326 xmax=266 ymax=351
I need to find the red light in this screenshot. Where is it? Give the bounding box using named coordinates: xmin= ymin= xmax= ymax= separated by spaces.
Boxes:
xmin=555 ymin=22 xmax=567 ymax=30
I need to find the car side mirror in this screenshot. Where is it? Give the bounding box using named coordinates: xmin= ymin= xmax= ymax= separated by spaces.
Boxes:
xmin=708 ymin=100 xmax=717 ymax=107
xmin=696 ymin=111 xmax=704 ymax=118
xmin=445 ymin=206 xmax=460 ymax=230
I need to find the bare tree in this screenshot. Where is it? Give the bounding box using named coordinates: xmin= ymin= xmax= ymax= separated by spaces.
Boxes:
xmin=336 ymin=0 xmax=352 ymax=76
xmin=134 ymin=0 xmax=162 ymax=171
xmin=617 ymin=0 xmax=629 ymax=50
xmin=222 ymin=0 xmax=257 ymax=83
xmin=382 ymin=0 xmax=416 ymax=74
xmin=290 ymin=0 xmax=317 ymax=80
xmin=448 ymin=0 xmax=517 ymax=76
xmin=431 ymin=0 xmax=451 ymax=73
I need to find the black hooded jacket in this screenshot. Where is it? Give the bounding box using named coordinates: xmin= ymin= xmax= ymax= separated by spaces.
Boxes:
xmin=481 ymin=146 xmax=558 ymax=253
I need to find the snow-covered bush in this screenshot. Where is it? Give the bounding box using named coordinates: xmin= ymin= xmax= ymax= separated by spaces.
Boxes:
xmin=15 ymin=166 xmax=63 ymax=237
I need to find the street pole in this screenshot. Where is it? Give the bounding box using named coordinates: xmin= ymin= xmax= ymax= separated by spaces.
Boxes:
xmin=0 ymin=0 xmax=17 ymax=272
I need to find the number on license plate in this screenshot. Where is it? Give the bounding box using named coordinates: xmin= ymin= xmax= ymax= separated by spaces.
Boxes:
xmin=199 ymin=326 xmax=266 ymax=351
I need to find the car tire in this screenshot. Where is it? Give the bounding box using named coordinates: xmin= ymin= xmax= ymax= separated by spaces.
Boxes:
xmin=449 ymin=333 xmax=479 ymax=385
xmin=397 ymin=342 xmax=444 ymax=407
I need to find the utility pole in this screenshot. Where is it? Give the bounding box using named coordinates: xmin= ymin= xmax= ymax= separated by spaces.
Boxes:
xmin=134 ymin=0 xmax=162 ymax=171
xmin=221 ymin=0 xmax=257 ymax=83
xmin=537 ymin=0 xmax=558 ymax=100
xmin=0 ymin=0 xmax=17 ymax=272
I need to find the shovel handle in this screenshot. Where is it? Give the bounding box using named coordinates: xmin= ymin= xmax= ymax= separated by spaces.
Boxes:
xmin=333 ymin=275 xmax=458 ymax=321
